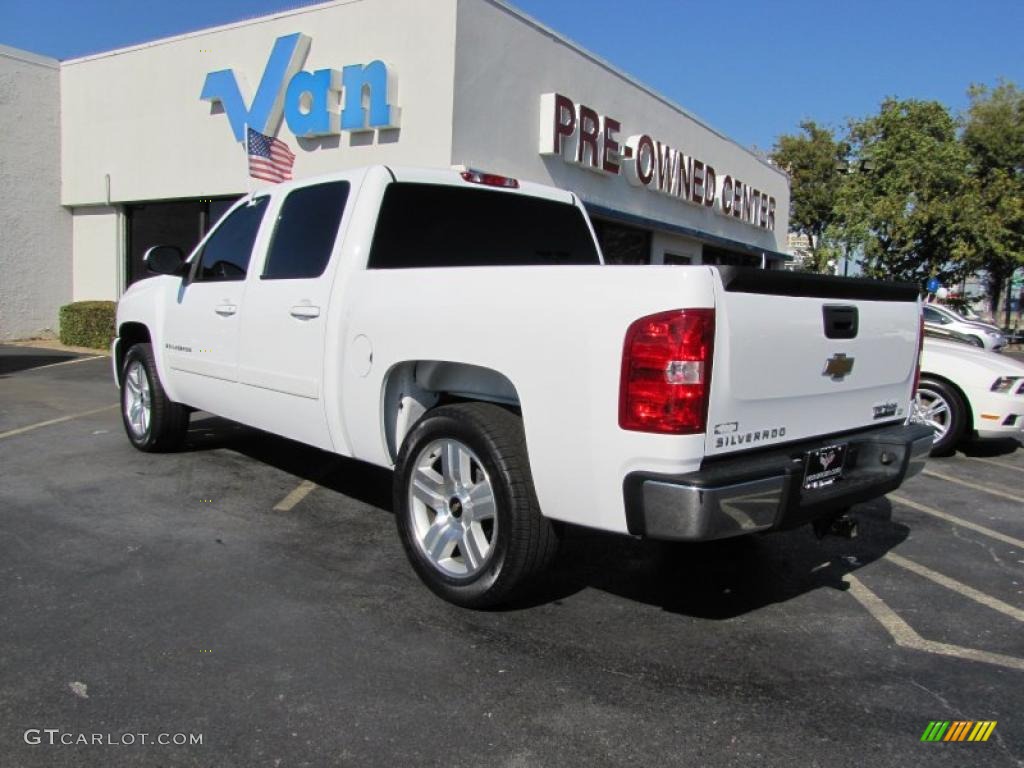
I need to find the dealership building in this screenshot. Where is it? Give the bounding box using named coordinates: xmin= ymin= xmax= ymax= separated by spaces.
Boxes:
xmin=0 ymin=0 xmax=790 ymax=340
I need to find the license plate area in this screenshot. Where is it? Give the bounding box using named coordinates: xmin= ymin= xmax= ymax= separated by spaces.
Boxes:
xmin=803 ymin=443 xmax=847 ymax=490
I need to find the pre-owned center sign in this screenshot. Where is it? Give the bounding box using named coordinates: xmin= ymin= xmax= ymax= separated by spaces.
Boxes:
xmin=539 ymin=93 xmax=776 ymax=232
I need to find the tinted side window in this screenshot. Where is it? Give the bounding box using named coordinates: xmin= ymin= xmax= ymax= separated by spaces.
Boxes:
xmin=368 ymin=184 xmax=600 ymax=268
xmin=194 ymin=197 xmax=268 ymax=282
xmin=263 ymin=181 xmax=351 ymax=280
xmin=923 ymin=306 xmax=947 ymax=324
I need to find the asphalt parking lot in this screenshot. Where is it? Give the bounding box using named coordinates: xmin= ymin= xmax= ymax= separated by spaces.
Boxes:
xmin=1 ymin=345 xmax=1022 ymax=767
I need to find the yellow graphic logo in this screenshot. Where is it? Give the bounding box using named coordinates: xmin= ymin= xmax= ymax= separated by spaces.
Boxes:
xmin=921 ymin=721 xmax=997 ymax=742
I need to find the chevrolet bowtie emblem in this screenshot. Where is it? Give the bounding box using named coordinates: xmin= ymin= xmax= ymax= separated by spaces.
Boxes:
xmin=823 ymin=353 xmax=855 ymax=381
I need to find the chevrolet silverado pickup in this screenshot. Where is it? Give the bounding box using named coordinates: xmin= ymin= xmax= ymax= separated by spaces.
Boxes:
xmin=113 ymin=165 xmax=932 ymax=607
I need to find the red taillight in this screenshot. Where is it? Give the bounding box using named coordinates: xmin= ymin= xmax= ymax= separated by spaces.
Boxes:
xmin=913 ymin=313 xmax=924 ymax=392
xmin=460 ymin=168 xmax=520 ymax=188
xmin=619 ymin=309 xmax=715 ymax=434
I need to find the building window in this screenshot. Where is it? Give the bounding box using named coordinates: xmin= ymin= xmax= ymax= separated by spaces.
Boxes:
xmin=663 ymin=252 xmax=693 ymax=266
xmin=125 ymin=196 xmax=241 ymax=285
xmin=702 ymin=246 xmax=762 ymax=268
xmin=591 ymin=219 xmax=651 ymax=265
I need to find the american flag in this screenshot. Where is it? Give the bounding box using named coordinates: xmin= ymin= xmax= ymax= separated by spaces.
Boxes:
xmin=247 ymin=127 xmax=295 ymax=183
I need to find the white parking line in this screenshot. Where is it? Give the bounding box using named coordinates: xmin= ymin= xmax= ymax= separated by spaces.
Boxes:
xmin=922 ymin=468 xmax=1024 ymax=504
xmin=0 ymin=404 xmax=118 ymax=440
xmin=845 ymin=575 xmax=1024 ymax=672
xmin=273 ymin=479 xmax=318 ymax=511
xmin=888 ymin=494 xmax=1024 ymax=549
xmin=884 ymin=553 xmax=1024 ymax=623
xmin=965 ymin=456 xmax=1024 ymax=475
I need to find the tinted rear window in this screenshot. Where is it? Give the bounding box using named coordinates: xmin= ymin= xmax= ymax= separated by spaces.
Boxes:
xmin=368 ymin=183 xmax=600 ymax=268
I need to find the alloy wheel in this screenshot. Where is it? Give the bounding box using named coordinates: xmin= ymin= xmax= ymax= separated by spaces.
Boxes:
xmin=408 ymin=438 xmax=498 ymax=579
xmin=915 ymin=387 xmax=951 ymax=442
xmin=123 ymin=360 xmax=152 ymax=438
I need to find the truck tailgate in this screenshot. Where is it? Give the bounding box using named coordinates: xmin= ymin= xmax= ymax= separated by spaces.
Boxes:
xmin=705 ymin=267 xmax=921 ymax=457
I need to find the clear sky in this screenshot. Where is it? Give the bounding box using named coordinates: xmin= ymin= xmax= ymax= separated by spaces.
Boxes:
xmin=2 ymin=0 xmax=1021 ymax=150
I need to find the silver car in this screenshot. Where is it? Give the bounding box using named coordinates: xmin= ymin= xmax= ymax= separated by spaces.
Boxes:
xmin=922 ymin=304 xmax=1006 ymax=351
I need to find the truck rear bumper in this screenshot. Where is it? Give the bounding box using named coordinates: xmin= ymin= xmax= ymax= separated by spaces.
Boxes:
xmin=623 ymin=422 xmax=934 ymax=542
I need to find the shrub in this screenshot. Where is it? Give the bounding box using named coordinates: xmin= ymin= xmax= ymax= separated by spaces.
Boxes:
xmin=59 ymin=301 xmax=116 ymax=349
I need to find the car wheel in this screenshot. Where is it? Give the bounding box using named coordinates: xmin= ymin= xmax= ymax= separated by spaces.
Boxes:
xmin=120 ymin=343 xmax=190 ymax=452
xmin=916 ymin=377 xmax=967 ymax=457
xmin=967 ymin=335 xmax=985 ymax=348
xmin=394 ymin=402 xmax=559 ymax=608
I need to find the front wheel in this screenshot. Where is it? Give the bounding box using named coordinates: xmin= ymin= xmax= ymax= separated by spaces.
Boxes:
xmin=394 ymin=403 xmax=558 ymax=608
xmin=916 ymin=377 xmax=967 ymax=456
xmin=120 ymin=343 xmax=190 ymax=452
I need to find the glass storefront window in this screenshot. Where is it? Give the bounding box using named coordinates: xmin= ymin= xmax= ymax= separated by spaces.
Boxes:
xmin=701 ymin=246 xmax=762 ymax=268
xmin=590 ymin=219 xmax=651 ymax=265
xmin=125 ymin=196 xmax=241 ymax=285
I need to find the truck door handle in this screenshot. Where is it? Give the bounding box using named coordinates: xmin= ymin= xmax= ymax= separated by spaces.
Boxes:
xmin=290 ymin=305 xmax=321 ymax=319
xmin=215 ymin=304 xmax=237 ymax=316
xmin=823 ymin=305 xmax=858 ymax=339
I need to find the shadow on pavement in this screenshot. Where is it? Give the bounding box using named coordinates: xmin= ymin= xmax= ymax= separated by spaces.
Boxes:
xmin=0 ymin=348 xmax=79 ymax=375
xmin=185 ymin=414 xmax=394 ymax=513
xmin=510 ymin=497 xmax=907 ymax=617
xmin=181 ymin=414 xmax=909 ymax=619
xmin=957 ymin=437 xmax=1022 ymax=458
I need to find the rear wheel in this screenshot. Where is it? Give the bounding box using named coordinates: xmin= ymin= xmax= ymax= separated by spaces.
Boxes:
xmin=120 ymin=343 xmax=189 ymax=452
xmin=916 ymin=377 xmax=967 ymax=456
xmin=394 ymin=403 xmax=558 ymax=608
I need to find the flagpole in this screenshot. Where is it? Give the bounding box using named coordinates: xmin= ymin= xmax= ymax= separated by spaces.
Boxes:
xmin=243 ymin=122 xmax=255 ymax=198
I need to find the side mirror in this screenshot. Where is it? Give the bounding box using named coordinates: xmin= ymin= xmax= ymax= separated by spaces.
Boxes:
xmin=144 ymin=245 xmax=188 ymax=277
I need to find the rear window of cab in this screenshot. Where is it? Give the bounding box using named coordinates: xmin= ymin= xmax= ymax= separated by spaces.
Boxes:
xmin=368 ymin=183 xmax=600 ymax=268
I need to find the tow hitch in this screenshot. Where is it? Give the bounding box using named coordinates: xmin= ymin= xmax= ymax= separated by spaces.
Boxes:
xmin=813 ymin=512 xmax=859 ymax=540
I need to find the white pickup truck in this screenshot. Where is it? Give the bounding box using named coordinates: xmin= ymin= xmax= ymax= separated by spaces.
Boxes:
xmin=113 ymin=165 xmax=933 ymax=606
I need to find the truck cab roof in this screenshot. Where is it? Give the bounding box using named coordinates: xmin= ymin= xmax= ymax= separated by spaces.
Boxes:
xmin=250 ymin=164 xmax=578 ymax=206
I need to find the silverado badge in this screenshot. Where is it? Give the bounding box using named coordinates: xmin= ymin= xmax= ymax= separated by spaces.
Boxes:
xmin=822 ymin=353 xmax=855 ymax=381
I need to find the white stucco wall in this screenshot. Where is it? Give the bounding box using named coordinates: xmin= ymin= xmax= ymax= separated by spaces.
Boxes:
xmin=0 ymin=45 xmax=72 ymax=340
xmin=451 ymin=0 xmax=790 ymax=255
xmin=60 ymin=0 xmax=460 ymax=206
xmin=72 ymin=207 xmax=120 ymax=301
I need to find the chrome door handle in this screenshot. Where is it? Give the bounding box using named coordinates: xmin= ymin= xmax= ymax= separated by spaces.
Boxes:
xmin=290 ymin=305 xmax=321 ymax=319
xmin=215 ymin=304 xmax=237 ymax=316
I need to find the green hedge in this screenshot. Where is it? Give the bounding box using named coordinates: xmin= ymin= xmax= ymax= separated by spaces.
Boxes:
xmin=59 ymin=301 xmax=116 ymax=349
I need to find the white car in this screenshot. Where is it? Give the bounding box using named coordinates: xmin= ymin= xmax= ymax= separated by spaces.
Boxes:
xmin=922 ymin=304 xmax=1006 ymax=351
xmin=916 ymin=335 xmax=1024 ymax=455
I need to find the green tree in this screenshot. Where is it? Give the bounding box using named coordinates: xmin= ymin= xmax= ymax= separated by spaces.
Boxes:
xmin=837 ymin=98 xmax=978 ymax=285
xmin=771 ymin=121 xmax=847 ymax=272
xmin=962 ymin=81 xmax=1024 ymax=319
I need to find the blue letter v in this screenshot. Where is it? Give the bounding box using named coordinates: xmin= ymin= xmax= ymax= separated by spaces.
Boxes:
xmin=200 ymin=33 xmax=310 ymax=142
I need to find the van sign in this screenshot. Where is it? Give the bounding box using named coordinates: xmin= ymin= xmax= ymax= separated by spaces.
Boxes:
xmin=201 ymin=33 xmax=399 ymax=143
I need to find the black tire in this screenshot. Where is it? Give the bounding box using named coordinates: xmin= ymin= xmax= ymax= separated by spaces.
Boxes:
xmin=916 ymin=377 xmax=967 ymax=457
xmin=120 ymin=343 xmax=190 ymax=452
xmin=967 ymin=335 xmax=985 ymax=348
xmin=394 ymin=403 xmax=559 ymax=608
